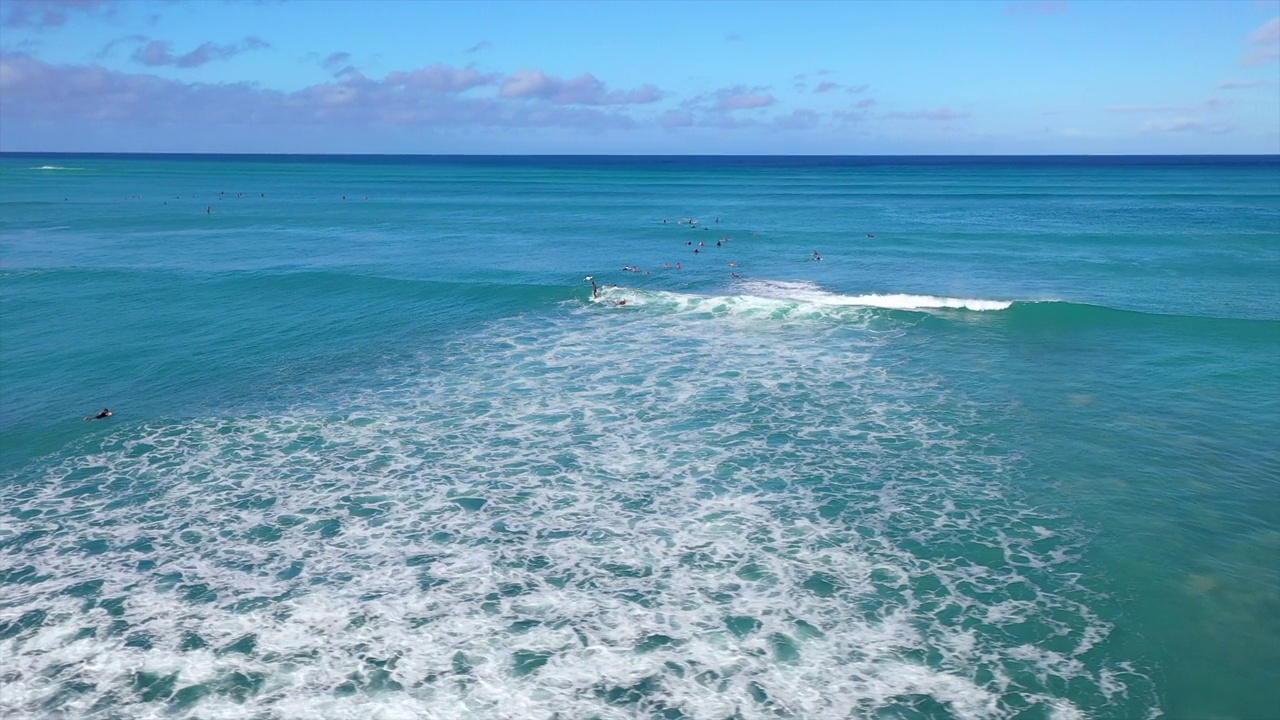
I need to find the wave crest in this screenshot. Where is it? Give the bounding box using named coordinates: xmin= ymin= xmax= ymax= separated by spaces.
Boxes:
xmin=590 ymin=279 xmax=1013 ymax=317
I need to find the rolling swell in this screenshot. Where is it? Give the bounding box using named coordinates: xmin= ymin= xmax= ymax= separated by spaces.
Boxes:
xmin=997 ymin=298 xmax=1280 ymax=333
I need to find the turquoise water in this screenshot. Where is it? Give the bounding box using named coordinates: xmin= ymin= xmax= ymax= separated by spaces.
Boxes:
xmin=1 ymin=154 xmax=1277 ymax=719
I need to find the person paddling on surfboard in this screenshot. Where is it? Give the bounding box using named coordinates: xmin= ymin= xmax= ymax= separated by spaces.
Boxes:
xmin=84 ymin=408 xmax=112 ymax=421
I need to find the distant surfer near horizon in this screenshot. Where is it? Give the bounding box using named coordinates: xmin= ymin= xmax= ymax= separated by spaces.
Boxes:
xmin=84 ymin=408 xmax=112 ymax=421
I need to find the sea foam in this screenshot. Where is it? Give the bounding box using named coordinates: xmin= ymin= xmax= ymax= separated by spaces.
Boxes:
xmin=0 ymin=305 xmax=1153 ymax=718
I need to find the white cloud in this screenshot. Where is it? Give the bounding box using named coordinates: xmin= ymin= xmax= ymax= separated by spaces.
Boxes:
xmin=1242 ymin=17 xmax=1280 ymax=65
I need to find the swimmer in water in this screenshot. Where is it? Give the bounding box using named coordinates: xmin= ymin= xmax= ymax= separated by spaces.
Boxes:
xmin=84 ymin=408 xmax=112 ymax=421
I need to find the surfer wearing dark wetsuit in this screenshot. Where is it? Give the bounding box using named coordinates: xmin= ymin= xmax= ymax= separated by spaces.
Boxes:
xmin=84 ymin=408 xmax=112 ymax=420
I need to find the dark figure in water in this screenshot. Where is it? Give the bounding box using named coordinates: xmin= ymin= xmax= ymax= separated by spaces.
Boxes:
xmin=85 ymin=408 xmax=112 ymax=421
xmin=585 ymin=276 xmax=600 ymax=298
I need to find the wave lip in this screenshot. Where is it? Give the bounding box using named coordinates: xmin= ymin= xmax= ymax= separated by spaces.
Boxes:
xmin=734 ymin=279 xmax=1014 ymax=312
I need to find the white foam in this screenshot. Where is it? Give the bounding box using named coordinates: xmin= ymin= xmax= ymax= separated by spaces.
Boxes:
xmin=739 ymin=278 xmax=1015 ymax=312
xmin=0 ymin=306 xmax=1154 ymax=718
xmin=589 ymin=280 xmax=1012 ymax=321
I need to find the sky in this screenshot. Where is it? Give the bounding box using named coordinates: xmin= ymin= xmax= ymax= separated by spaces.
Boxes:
xmin=0 ymin=0 xmax=1277 ymax=154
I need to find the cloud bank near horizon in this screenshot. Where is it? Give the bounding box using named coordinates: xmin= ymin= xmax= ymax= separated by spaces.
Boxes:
xmin=0 ymin=2 xmax=1276 ymax=154
xmin=0 ymin=52 xmax=882 ymax=136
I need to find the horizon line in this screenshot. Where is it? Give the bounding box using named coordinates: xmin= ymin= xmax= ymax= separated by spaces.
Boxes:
xmin=2 ymin=151 xmax=1278 ymax=158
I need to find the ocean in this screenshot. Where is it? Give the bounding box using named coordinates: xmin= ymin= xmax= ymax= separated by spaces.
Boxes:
xmin=0 ymin=154 xmax=1276 ymax=720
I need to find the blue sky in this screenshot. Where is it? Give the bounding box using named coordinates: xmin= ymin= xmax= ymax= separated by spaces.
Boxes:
xmin=1 ymin=0 xmax=1277 ymax=154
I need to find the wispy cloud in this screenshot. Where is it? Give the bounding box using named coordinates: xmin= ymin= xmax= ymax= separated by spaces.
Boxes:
xmin=465 ymin=40 xmax=492 ymax=54
xmin=770 ymin=108 xmax=821 ymax=130
xmin=499 ymin=69 xmax=662 ymax=105
xmin=1 ymin=0 xmax=110 ymax=29
xmin=659 ymin=109 xmax=694 ymax=128
xmin=725 ymin=32 xmax=741 ymax=42
xmin=885 ymin=107 xmax=969 ymax=121
xmin=1139 ymin=117 xmax=1231 ymax=134
xmin=322 ymin=51 xmax=353 ymax=75
xmin=132 ymin=37 xmax=270 ymax=69
xmin=1106 ymin=98 xmax=1234 ymax=113
xmin=698 ymin=113 xmax=758 ymax=129
xmin=711 ymin=85 xmax=775 ymax=111
xmin=832 ymin=108 xmax=870 ymax=124
xmin=387 ymin=64 xmax=500 ymax=94
xmin=1106 ymin=104 xmax=1185 ymax=113
xmin=1217 ymin=78 xmax=1263 ymax=89
xmin=1242 ymin=17 xmax=1279 ymax=65
xmin=95 ymin=34 xmax=148 ymax=60
xmin=845 ymin=83 xmax=869 ymax=94
xmin=814 ymin=81 xmax=840 ymax=93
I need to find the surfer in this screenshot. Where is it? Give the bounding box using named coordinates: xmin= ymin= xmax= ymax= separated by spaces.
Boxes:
xmin=585 ymin=276 xmax=600 ymax=299
xmin=812 ymin=250 xmax=822 ymax=261
xmin=84 ymin=408 xmax=112 ymax=421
